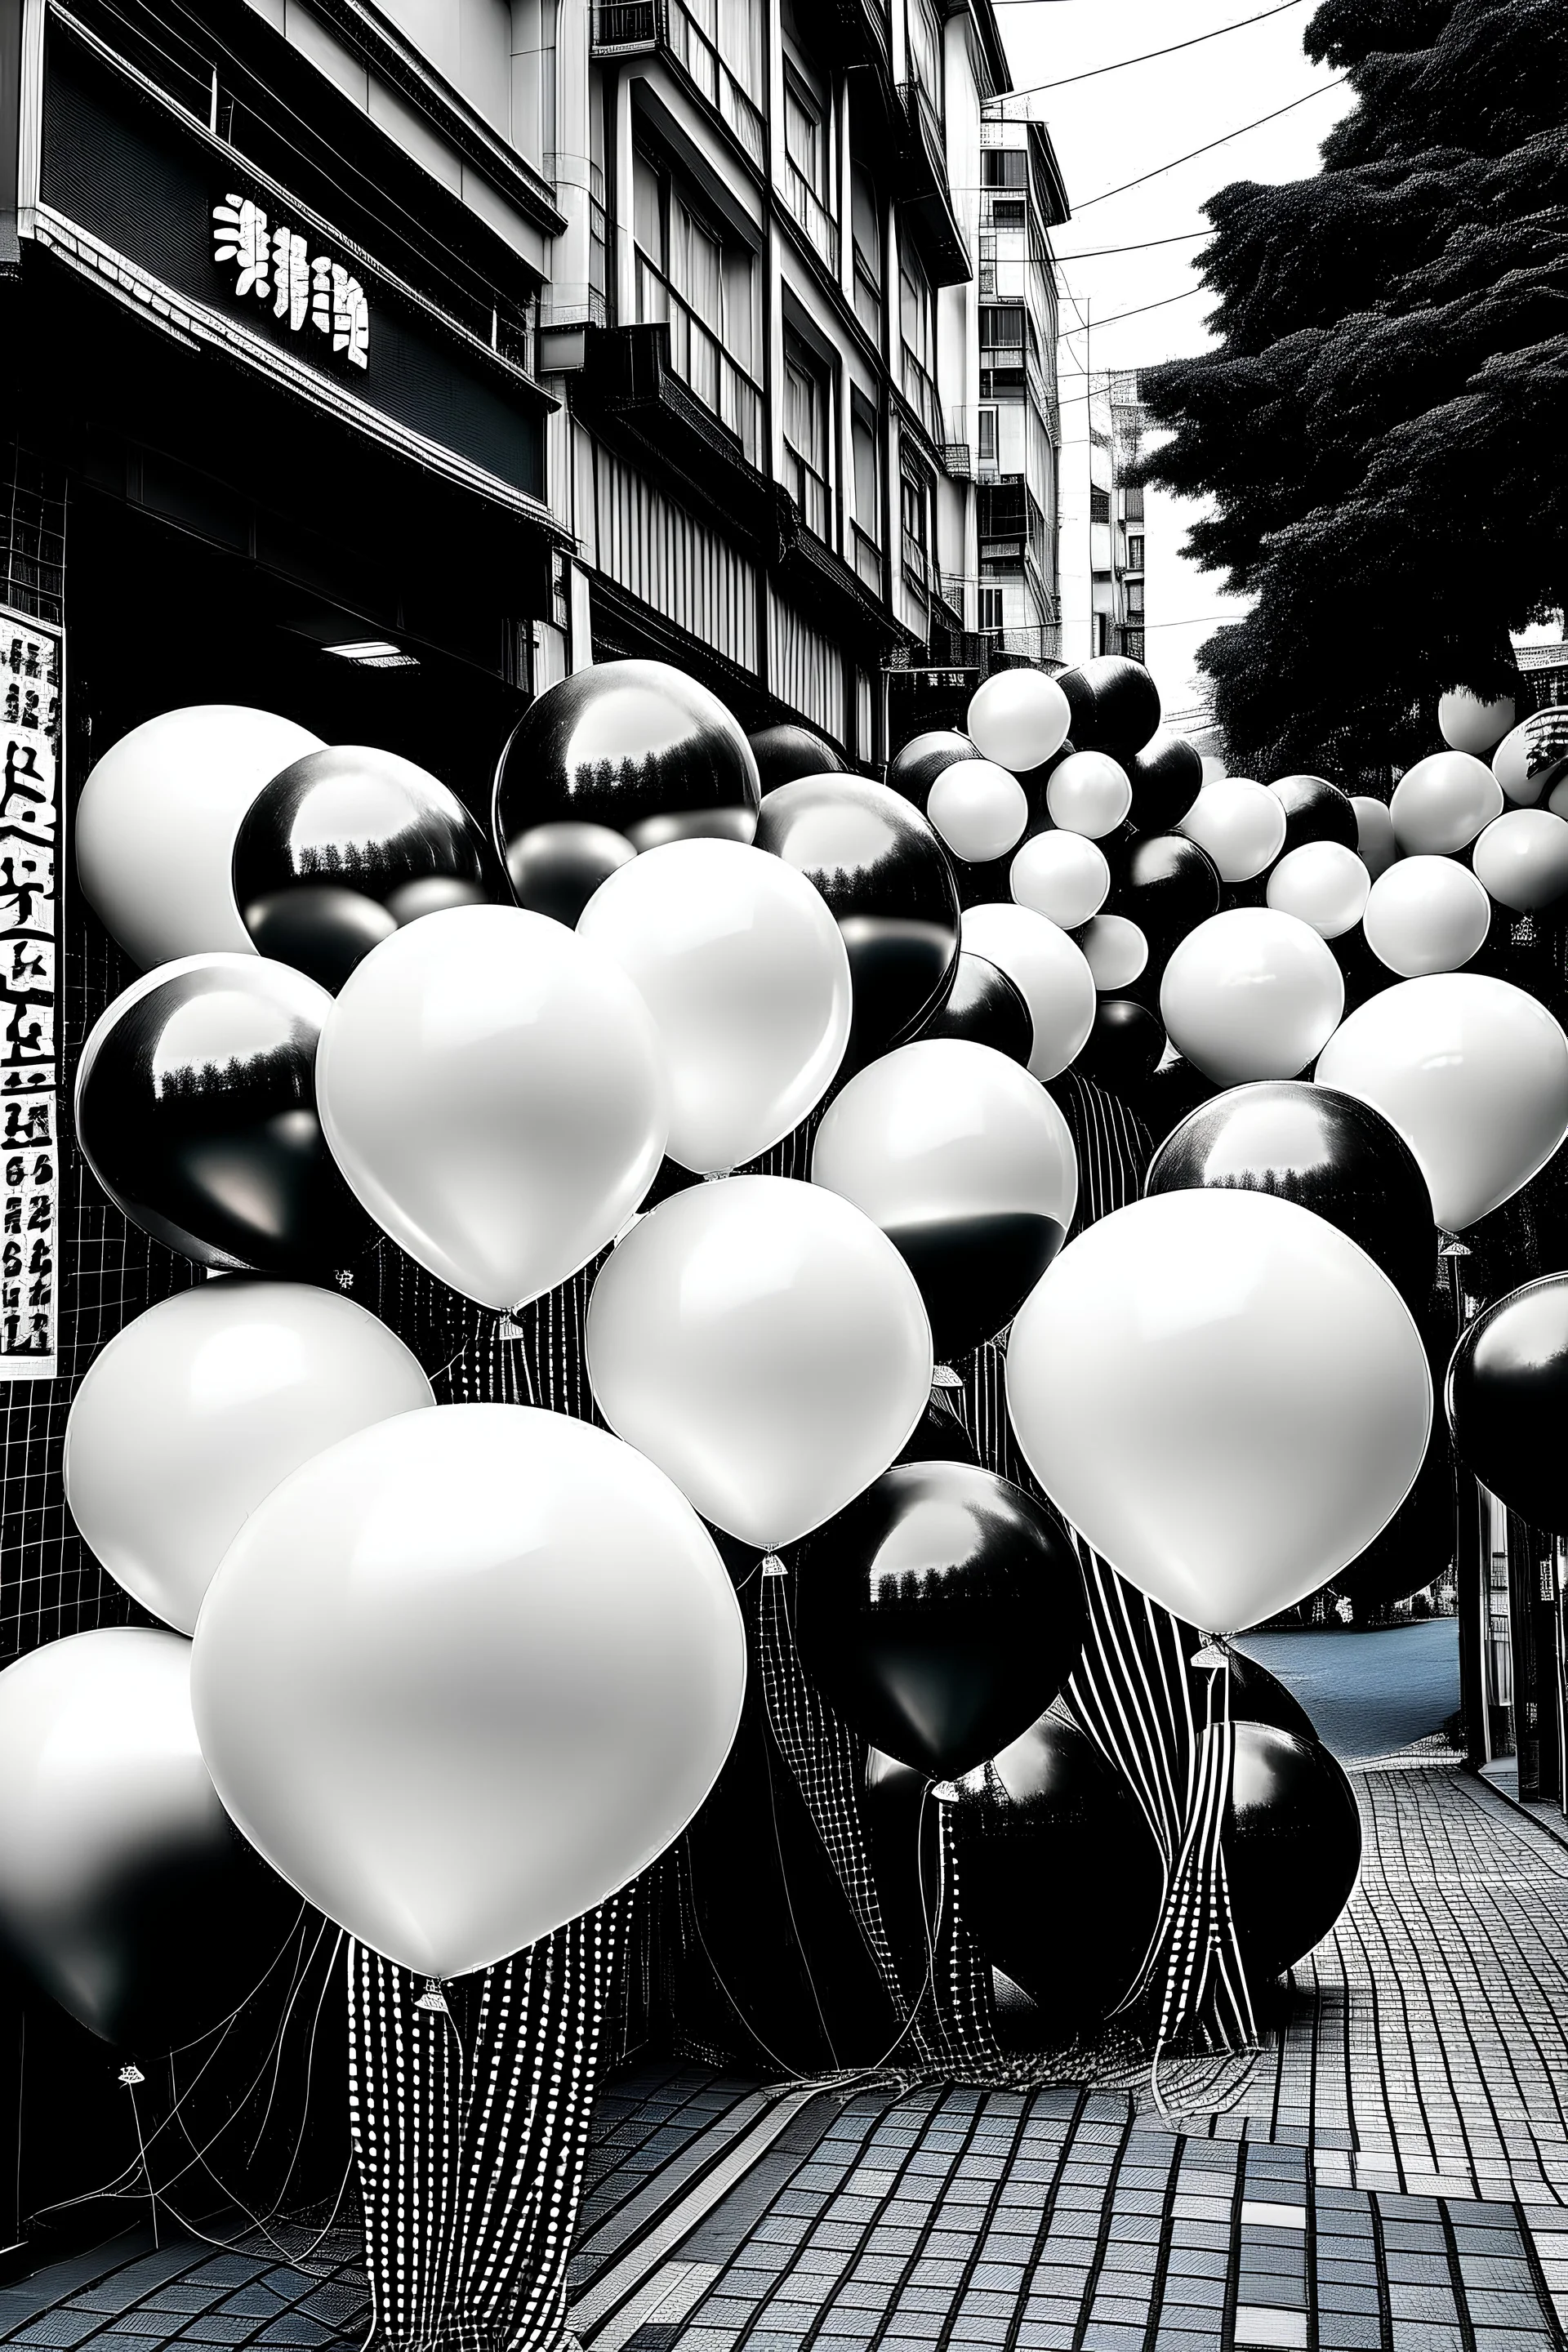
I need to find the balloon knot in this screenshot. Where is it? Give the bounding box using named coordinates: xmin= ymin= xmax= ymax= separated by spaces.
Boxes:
xmin=118 ymin=2063 xmax=145 ymax=2087
xmin=929 ymin=1779 xmax=962 ymax=1803
xmin=1189 ymin=1640 xmax=1229 ymax=1672
xmin=931 ymin=1365 xmax=963 ymax=1390
xmin=496 ymin=1315 xmax=526 ymax=1340
xmin=334 ymin=1268 xmax=354 ymax=1290
xmin=760 ymin=1552 xmax=787 ymax=1578
xmin=414 ymin=1979 xmax=451 ymax=2015
xmin=1437 ymin=1233 xmax=1471 ymax=1258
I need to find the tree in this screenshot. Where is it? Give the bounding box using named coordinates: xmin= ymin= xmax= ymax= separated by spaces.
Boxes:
xmin=1138 ymin=0 xmax=1568 ymax=787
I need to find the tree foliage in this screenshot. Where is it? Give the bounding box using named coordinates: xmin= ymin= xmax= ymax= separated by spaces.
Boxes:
xmin=1138 ymin=0 xmax=1568 ymax=786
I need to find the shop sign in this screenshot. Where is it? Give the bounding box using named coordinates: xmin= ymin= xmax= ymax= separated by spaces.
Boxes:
xmin=0 ymin=608 xmax=60 ymax=1379
xmin=212 ymin=193 xmax=370 ymax=371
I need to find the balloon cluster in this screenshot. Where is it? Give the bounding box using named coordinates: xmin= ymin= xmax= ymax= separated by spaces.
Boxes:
xmin=8 ymin=649 xmax=1556 ymax=2068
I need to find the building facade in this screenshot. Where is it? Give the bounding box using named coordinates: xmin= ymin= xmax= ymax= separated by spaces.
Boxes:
xmin=1060 ymin=361 xmax=1143 ymax=672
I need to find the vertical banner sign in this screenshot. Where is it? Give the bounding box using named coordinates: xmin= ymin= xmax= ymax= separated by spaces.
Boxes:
xmin=0 ymin=606 xmax=60 ymax=1379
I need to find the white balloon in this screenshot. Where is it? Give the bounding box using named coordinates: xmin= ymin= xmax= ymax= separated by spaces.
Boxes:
xmin=1077 ymin=913 xmax=1148 ymax=991
xmin=1362 ymin=856 xmax=1490 ymax=978
xmin=1177 ymin=777 xmax=1286 ymax=884
xmin=1199 ymin=755 xmax=1227 ymax=785
xmin=1437 ymin=686 xmax=1515 ymax=757
xmin=77 ymin=707 xmax=323 ymax=969
xmin=1009 ymin=831 xmax=1110 ymax=929
xmin=960 ymin=902 xmax=1098 ymax=1081
xmin=1472 ymin=808 xmax=1568 ymax=915
xmin=1351 ymin=795 xmax=1398 ymax=878
xmin=1005 ymin=1190 xmax=1432 ymax=1634
xmin=1159 ymin=909 xmax=1344 ymax=1085
xmin=1316 ymin=973 xmax=1568 ymax=1232
xmin=1045 ymin=750 xmax=1133 ymax=839
xmin=1552 ymin=777 xmax=1568 ymax=822
xmin=965 ymin=669 xmax=1071 ymax=773
xmin=1390 ymin=751 xmax=1503 ymax=855
xmin=1266 ymin=841 xmax=1371 ymax=939
xmin=193 ymin=1404 xmax=745 ymax=1981
xmin=65 ymin=1282 xmax=434 ymax=1637
xmin=1494 ymin=711 xmax=1568 ymax=807
xmin=586 ymin=1176 xmax=932 ymax=1552
xmin=926 ymin=760 xmax=1030 ymax=866
xmin=812 ymin=1035 xmax=1078 ymax=1243
xmin=316 ymin=905 xmax=669 ymax=1312
xmin=577 ymin=839 xmax=849 ymax=1174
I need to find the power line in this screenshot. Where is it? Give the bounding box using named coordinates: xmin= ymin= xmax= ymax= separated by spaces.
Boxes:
xmin=1051 ymin=229 xmax=1210 ymax=261
xmin=1058 ymin=284 xmax=1209 ymax=336
xmin=1004 ymin=0 xmax=1308 ymax=98
xmin=1074 ymin=78 xmax=1350 ymax=209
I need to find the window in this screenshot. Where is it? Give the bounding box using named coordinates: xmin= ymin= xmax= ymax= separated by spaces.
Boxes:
xmin=1128 ymin=533 xmax=1144 ymax=571
xmin=989 ymin=198 xmax=1026 ymax=233
xmin=1090 ymin=484 xmax=1111 ymax=524
xmin=784 ymin=333 xmax=830 ymax=541
xmin=785 ymin=66 xmax=825 ymax=200
xmin=981 ymin=149 xmax=1027 ymax=190
xmin=632 ymin=142 xmax=760 ymax=459
xmin=900 ymin=249 xmax=933 ymax=372
xmin=852 ymin=394 xmax=880 ymax=547
xmin=1126 ymin=580 xmax=1144 ymax=617
xmin=1122 ymin=627 xmax=1145 ymax=662
xmin=1124 ymin=484 xmax=1145 ymax=522
xmin=901 ymin=466 xmax=931 ymax=584
xmin=978 ymin=586 xmax=1004 ymax=631
xmin=906 ymin=0 xmax=942 ymax=113
xmin=633 ymin=145 xmax=666 ymax=322
xmin=978 ymin=304 xmax=1022 ymax=352
xmin=977 ymin=405 xmax=998 ymax=466
xmin=851 ymin=163 xmax=881 ymax=342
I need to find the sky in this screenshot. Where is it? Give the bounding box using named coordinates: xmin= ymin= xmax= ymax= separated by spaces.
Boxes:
xmin=996 ymin=0 xmax=1357 ymax=716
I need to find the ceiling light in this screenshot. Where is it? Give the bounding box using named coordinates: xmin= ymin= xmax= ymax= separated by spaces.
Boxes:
xmin=323 ymin=639 xmax=421 ymax=668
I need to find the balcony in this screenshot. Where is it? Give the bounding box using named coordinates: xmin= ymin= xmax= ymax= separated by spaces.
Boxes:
xmin=895 ymin=80 xmax=971 ymax=286
xmin=813 ymin=0 xmax=893 ymax=81
xmin=575 ymin=310 xmax=773 ymax=549
xmin=773 ymin=488 xmax=912 ymax=657
xmin=778 ymin=160 xmax=840 ymax=277
xmin=591 ymin=0 xmax=764 ymax=173
xmin=900 ymin=345 xmax=941 ymax=446
xmin=590 ymin=0 xmax=658 ymax=53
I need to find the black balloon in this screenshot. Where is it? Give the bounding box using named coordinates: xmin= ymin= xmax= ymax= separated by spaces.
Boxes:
xmin=1054 ymin=657 xmax=1161 ymax=761
xmin=897 ymin=1388 xmax=981 ymax=1467
xmin=501 ymin=820 xmax=635 ymax=927
xmin=918 ymin=951 xmax=1034 ymax=1066
xmin=75 ymin=957 xmax=371 ymax=1274
xmin=234 ymin=745 xmax=505 ymax=991
xmin=1225 ymin=1650 xmax=1319 ymax=1746
xmin=754 ymin=774 xmax=960 ymax=1070
xmin=886 ymin=729 xmax=977 ymax=809
xmin=886 ymin=1205 xmax=1068 ymax=1366
xmin=1076 ymin=996 xmax=1166 ymax=1092
xmin=1269 ymin=773 xmax=1358 ymax=854
xmin=492 ymin=661 xmax=761 ymax=911
xmin=1124 ymin=730 xmax=1203 ymax=834
xmin=1145 ymin=1080 xmax=1437 ymax=1311
xmin=1335 ymin=1422 xmax=1454 ymax=1611
xmin=941 ymin=1713 xmax=1165 ymax=2033
xmin=748 ymin=723 xmax=847 ymax=791
xmin=1447 ymin=1272 xmax=1568 ymax=1535
xmin=1107 ymin=831 xmax=1220 ymax=949
xmin=1225 ymin=1723 xmax=1361 ymax=1983
xmin=794 ymin=1463 xmax=1087 ymax=1782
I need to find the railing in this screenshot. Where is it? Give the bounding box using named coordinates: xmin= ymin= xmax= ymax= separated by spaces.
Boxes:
xmin=853 ymin=522 xmax=882 ymax=593
xmin=666 ymin=0 xmax=765 ymax=172
xmin=779 ymin=160 xmax=840 ymax=275
xmin=590 ymin=0 xmax=658 ymax=52
xmin=637 ymin=261 xmax=764 ymax=466
xmin=900 ymin=344 xmax=941 ymax=443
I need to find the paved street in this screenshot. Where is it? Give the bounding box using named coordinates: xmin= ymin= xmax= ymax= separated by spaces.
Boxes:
xmin=3 ymin=1756 xmax=1566 ymax=2352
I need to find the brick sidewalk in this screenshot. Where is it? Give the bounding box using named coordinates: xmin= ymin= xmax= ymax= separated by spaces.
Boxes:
xmin=1 ymin=1766 xmax=1565 ymax=2352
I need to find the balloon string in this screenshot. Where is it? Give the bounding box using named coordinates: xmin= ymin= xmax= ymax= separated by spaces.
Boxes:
xmin=1148 ymin=1634 xmax=1237 ymax=2123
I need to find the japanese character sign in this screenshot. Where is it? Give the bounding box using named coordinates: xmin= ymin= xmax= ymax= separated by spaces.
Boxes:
xmin=0 ymin=608 xmax=59 ymax=1378
xmin=213 ymin=194 xmax=369 ymax=371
